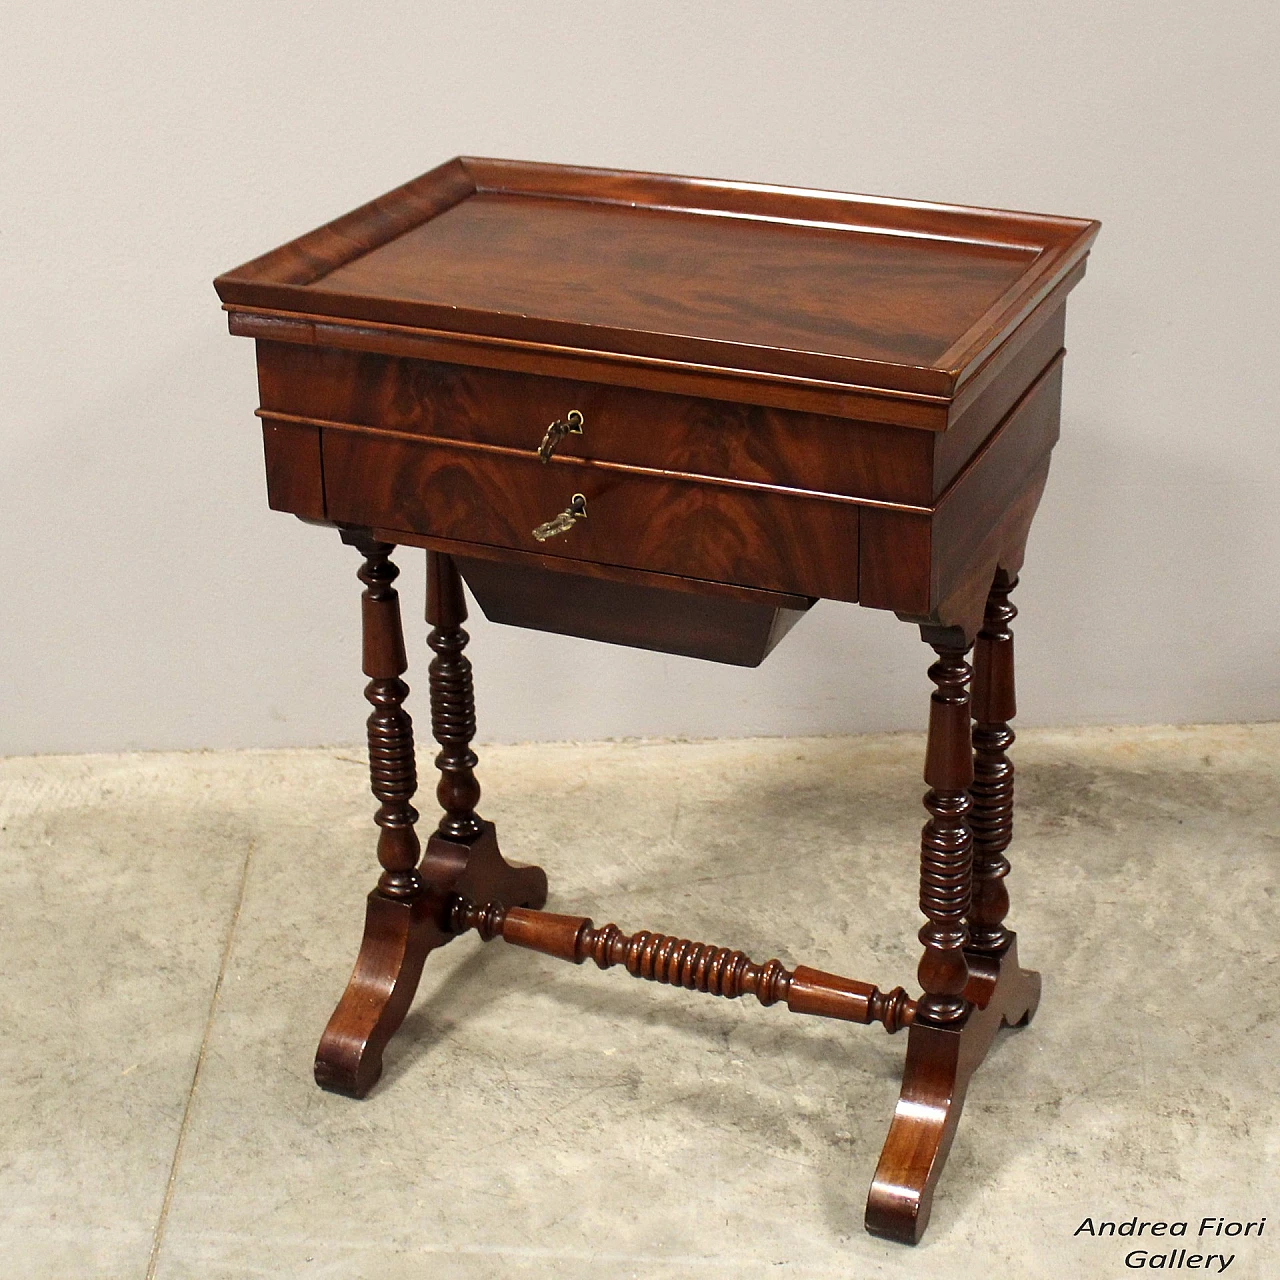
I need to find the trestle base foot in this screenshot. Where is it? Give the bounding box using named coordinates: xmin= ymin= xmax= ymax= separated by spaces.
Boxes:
xmin=314 ymin=822 xmax=547 ymax=1099
xmin=865 ymin=934 xmax=1039 ymax=1244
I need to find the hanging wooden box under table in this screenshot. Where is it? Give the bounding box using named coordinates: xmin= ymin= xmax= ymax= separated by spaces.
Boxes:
xmin=216 ymin=157 xmax=1099 ymax=1244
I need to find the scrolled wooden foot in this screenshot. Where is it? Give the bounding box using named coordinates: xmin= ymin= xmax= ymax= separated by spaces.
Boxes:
xmin=314 ymin=824 xmax=546 ymax=1100
xmin=865 ymin=934 xmax=1040 ymax=1244
xmin=315 ymin=823 xmax=548 ymax=1100
xmin=314 ymin=891 xmax=447 ymax=1098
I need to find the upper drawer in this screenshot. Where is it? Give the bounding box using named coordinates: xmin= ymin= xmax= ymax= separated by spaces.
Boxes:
xmin=255 ymin=341 xmax=932 ymax=505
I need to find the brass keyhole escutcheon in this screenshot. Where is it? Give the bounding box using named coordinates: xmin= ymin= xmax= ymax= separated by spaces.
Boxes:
xmin=537 ymin=409 xmax=585 ymax=463
xmin=532 ymin=493 xmax=588 ymax=542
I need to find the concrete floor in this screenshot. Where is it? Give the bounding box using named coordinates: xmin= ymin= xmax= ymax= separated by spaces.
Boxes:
xmin=1 ymin=725 xmax=1277 ymax=1279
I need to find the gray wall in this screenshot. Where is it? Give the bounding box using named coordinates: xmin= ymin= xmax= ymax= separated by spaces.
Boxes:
xmin=3 ymin=2 xmax=1277 ymax=754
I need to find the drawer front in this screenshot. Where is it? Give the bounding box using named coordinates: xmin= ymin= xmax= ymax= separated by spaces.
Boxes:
xmin=259 ymin=341 xmax=931 ymax=505
xmin=321 ymin=429 xmax=860 ymax=602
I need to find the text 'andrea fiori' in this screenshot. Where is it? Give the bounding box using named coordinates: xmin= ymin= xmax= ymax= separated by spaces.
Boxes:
xmin=1073 ymin=1216 xmax=1266 ymax=1273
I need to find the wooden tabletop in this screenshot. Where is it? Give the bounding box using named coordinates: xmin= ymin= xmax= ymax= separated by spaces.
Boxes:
xmin=215 ymin=157 xmax=1099 ymax=404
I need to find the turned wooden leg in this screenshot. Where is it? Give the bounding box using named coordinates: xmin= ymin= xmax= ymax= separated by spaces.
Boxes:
xmin=424 ymin=551 xmax=484 ymax=844
xmin=867 ymin=622 xmax=1042 ymax=1244
xmin=866 ymin=638 xmax=975 ymax=1243
xmin=315 ymin=543 xmax=548 ymax=1099
xmin=315 ymin=535 xmax=445 ymax=1098
xmin=914 ymin=642 xmax=976 ymax=1028
xmin=969 ymin=571 xmax=1016 ymax=955
xmin=969 ymin=568 xmax=1041 ymax=1018
xmin=420 ymin=552 xmax=548 ymax=911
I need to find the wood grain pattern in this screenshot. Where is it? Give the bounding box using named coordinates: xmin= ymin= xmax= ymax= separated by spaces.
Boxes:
xmin=217 ymin=157 xmax=1099 ymax=404
xmin=251 ymin=302 xmax=1061 ymax=500
xmin=911 ymin=460 xmax=1050 ymax=647
xmin=313 ymin=889 xmax=441 ymax=1099
xmin=318 ymin=191 xmax=1036 ymax=372
xmin=314 ymin=823 xmax=550 ymax=1100
xmin=231 ymin=306 xmax=953 ymax=426
xmin=464 ymin=157 xmax=1089 ymax=258
xmin=858 ymin=353 xmax=1063 ymax=627
xmin=214 ymin=157 xmax=1098 ymax=1247
xmin=931 ymin=358 xmax=1063 ymax=596
xmin=321 ymin=429 xmax=862 ymax=601
xmin=252 ymin=292 xmax=1064 ymax=637
xmin=221 ymin=156 xmax=474 ymax=289
xmin=372 ymin=528 xmax=814 ymax=609
xmin=255 ymin=340 xmax=934 ymax=503
xmin=261 ymin=419 xmax=324 ymax=519
xmin=934 ymin=303 xmax=1065 ymax=497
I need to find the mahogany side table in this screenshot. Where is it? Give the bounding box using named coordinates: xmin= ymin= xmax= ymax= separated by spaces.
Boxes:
xmin=214 ymin=158 xmax=1099 ymax=1244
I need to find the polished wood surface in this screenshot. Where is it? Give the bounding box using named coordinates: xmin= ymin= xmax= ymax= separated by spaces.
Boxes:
xmin=314 ymin=536 xmax=426 ymax=1097
xmin=970 ymin=571 xmax=1019 ymax=955
xmin=216 ymin=157 xmax=1098 ymax=406
xmin=313 ymin=546 xmax=547 ymax=1099
xmin=249 ymin=258 xmax=1067 ymax=640
xmin=261 ymin=418 xmax=324 ymax=520
xmin=450 ymin=898 xmax=915 ymax=1033
xmin=424 ymin=551 xmax=483 ymax=843
xmin=866 ymin=570 xmax=1040 ymax=1244
xmin=319 ymin=193 xmax=1033 ymax=371
xmin=251 ymin=343 xmax=1061 ymax=639
xmin=351 ymin=534 xmax=421 ymax=899
xmin=915 ymin=644 xmax=976 ymax=1028
xmin=254 ymin=339 xmax=931 ymax=503
xmin=254 ymin=296 xmax=1064 ymax=504
xmin=456 ymin=556 xmax=811 ymax=667
xmin=866 ymin=936 xmax=1041 ymax=1244
xmin=216 ymin=159 xmax=1095 ymax=1244
xmin=320 ymin=429 xmax=863 ymax=601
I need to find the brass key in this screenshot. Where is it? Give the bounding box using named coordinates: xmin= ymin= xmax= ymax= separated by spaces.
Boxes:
xmin=537 ymin=409 xmax=585 ymax=463
xmin=531 ymin=493 xmax=588 ymax=541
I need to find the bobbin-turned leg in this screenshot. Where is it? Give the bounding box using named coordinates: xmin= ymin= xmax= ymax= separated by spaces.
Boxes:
xmin=315 ymin=543 xmax=547 ymax=1100
xmin=315 ymin=534 xmax=442 ymax=1099
xmin=867 ymin=638 xmax=976 ymax=1243
xmin=968 ymin=570 xmax=1040 ymax=1026
xmin=867 ymin=625 xmax=1042 ymax=1243
xmin=419 ymin=552 xmax=547 ymax=913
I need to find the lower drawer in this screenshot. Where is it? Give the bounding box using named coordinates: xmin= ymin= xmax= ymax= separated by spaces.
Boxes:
xmin=321 ymin=429 xmax=860 ymax=602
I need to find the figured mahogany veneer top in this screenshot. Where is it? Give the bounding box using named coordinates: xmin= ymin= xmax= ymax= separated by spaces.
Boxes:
xmin=215 ymin=157 xmax=1099 ymax=406
xmin=320 ymin=194 xmax=1031 ymax=370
